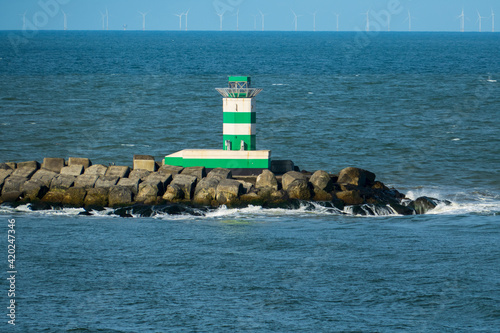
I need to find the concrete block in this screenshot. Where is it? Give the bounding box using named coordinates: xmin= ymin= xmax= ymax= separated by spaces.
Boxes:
xmin=21 ymin=180 xmax=48 ymax=201
xmin=30 ymin=169 xmax=58 ymax=187
xmin=108 ymin=186 xmax=133 ymax=207
xmin=128 ymin=169 xmax=151 ymax=181
xmin=169 ymin=174 xmax=197 ymax=200
xmin=2 ymin=176 xmax=28 ymax=194
xmin=12 ymin=166 xmax=38 ymax=179
xmin=84 ymin=188 xmax=109 ymax=208
xmin=95 ymin=176 xmax=119 ymax=189
xmin=42 ymin=158 xmax=65 ymax=173
xmin=74 ymin=174 xmax=99 ymax=189
xmin=3 ymin=163 xmax=16 ymax=170
xmin=105 ymin=165 xmax=130 ymax=178
xmin=0 ymin=169 xmax=13 ymax=189
xmin=68 ymin=157 xmax=92 ymax=170
xmin=133 ymin=155 xmax=156 ymax=172
xmin=181 ymin=166 xmax=206 ymax=181
xmin=60 ymin=165 xmax=84 ymax=177
xmin=84 ymin=164 xmax=108 ymax=176
xmin=62 ymin=188 xmax=87 ymax=207
xmin=271 ymin=160 xmax=295 ymax=175
xmin=159 ymin=165 xmax=183 ymax=175
xmin=17 ymin=161 xmax=40 ymax=170
xmin=216 ymin=179 xmax=243 ymax=203
xmin=0 ymin=163 xmax=13 ymax=170
xmin=117 ymin=178 xmax=141 ymax=195
xmin=50 ymin=175 xmax=76 ymax=190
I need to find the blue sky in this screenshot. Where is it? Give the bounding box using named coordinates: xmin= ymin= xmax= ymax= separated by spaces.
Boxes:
xmin=0 ymin=0 xmax=498 ymax=32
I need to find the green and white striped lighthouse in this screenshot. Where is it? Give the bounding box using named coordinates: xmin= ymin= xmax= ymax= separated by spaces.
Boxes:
xmin=164 ymin=76 xmax=271 ymax=175
xmin=216 ymin=76 xmax=262 ymax=151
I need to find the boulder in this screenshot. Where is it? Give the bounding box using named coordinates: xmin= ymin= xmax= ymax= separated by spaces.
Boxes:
xmin=286 ymin=179 xmax=312 ymax=200
xmin=135 ymin=184 xmax=160 ymax=204
xmin=116 ymin=178 xmax=141 ymax=195
xmin=30 ymin=169 xmax=58 ymax=187
xmin=41 ymin=158 xmax=65 ymax=173
xmin=309 ymin=170 xmax=334 ymax=193
xmin=84 ymin=164 xmax=108 ymax=176
xmin=336 ymin=190 xmax=365 ymax=206
xmin=105 ymin=165 xmax=130 ymax=178
xmin=372 ymin=181 xmax=389 ymax=191
xmin=181 ymin=166 xmax=206 ymax=181
xmin=216 ymin=179 xmax=243 ymax=204
xmin=255 ymin=170 xmax=279 ymax=191
xmin=408 ymin=197 xmax=439 ymax=215
xmin=169 ymin=174 xmax=197 ymax=200
xmin=207 ymin=168 xmax=232 ymax=181
xmin=5 ymin=162 xmax=17 ymax=170
xmin=74 ymin=174 xmax=99 ymax=189
xmin=108 ymin=186 xmax=133 ymax=207
xmin=84 ymin=188 xmax=109 ymax=208
xmin=237 ymin=180 xmax=254 ymax=195
xmin=162 ymin=184 xmax=184 ymax=201
xmin=21 ymin=180 xmax=48 ymax=201
xmin=50 ymin=174 xmax=76 ymax=190
xmin=61 ymin=188 xmax=87 ymax=206
xmin=193 ymin=178 xmax=219 ymax=205
xmin=60 ymin=164 xmax=84 ymax=176
xmin=2 ymin=176 xmax=28 ymax=194
xmin=337 ymin=167 xmax=376 ymax=187
xmin=128 ymin=169 xmax=151 ymax=181
xmin=12 ymin=166 xmax=38 ymax=179
xmin=158 ymin=164 xmax=183 ymax=175
xmin=313 ymin=190 xmax=334 ymax=202
xmin=95 ymin=176 xmax=119 ymax=189
xmin=16 ymin=161 xmax=40 ymax=170
xmin=389 ymin=203 xmax=415 ymax=216
xmin=133 ymin=155 xmax=156 ymax=172
xmin=281 ymin=171 xmax=308 ymax=191
xmin=68 ymin=157 xmax=91 ymax=169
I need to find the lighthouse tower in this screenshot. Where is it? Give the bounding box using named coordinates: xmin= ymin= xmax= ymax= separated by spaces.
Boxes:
xmin=164 ymin=76 xmax=270 ymax=175
xmin=216 ymin=76 xmax=262 ymax=151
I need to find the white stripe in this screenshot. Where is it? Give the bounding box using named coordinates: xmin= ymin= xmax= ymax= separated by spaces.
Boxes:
xmin=222 ymin=98 xmax=255 ymax=113
xmin=223 ymin=123 xmax=256 ymax=135
xmin=166 ymin=149 xmax=271 ymax=160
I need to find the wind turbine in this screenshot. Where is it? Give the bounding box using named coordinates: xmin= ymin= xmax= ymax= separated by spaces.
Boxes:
xmin=259 ymin=10 xmax=267 ymax=31
xmin=491 ymin=9 xmax=495 ymax=32
xmin=457 ymin=8 xmax=465 ymax=32
xmin=334 ymin=13 xmax=339 ymax=32
xmin=291 ymin=10 xmax=302 ymax=31
xmin=139 ymin=11 xmax=148 ymax=31
xmin=234 ymin=8 xmax=240 ymax=31
xmin=100 ymin=11 xmax=106 ymax=30
xmin=174 ymin=13 xmax=183 ymax=31
xmin=252 ymin=14 xmax=258 ymax=31
xmin=217 ymin=12 xmax=224 ymax=31
xmin=184 ymin=9 xmax=190 ymax=31
xmin=363 ymin=10 xmax=370 ymax=32
xmin=21 ymin=11 xmax=27 ymax=30
xmin=312 ymin=11 xmax=317 ymax=32
xmin=105 ymin=8 xmax=109 ymax=30
xmin=404 ymin=10 xmax=412 ymax=32
xmin=477 ymin=10 xmax=485 ymax=32
xmin=61 ymin=10 xmax=68 ymax=30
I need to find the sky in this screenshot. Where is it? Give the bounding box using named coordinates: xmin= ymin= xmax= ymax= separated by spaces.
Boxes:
xmin=0 ymin=0 xmax=498 ymax=32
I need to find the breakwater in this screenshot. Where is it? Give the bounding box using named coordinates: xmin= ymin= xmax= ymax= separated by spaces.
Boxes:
xmin=0 ymin=156 xmax=445 ymax=216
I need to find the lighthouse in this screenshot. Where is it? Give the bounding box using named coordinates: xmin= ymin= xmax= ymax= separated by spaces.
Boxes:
xmin=164 ymin=76 xmax=271 ymax=175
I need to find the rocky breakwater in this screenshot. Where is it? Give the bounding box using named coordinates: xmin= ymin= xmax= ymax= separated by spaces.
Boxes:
xmin=0 ymin=158 xmax=446 ymax=215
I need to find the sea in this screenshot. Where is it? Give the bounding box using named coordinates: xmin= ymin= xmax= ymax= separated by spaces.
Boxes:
xmin=0 ymin=31 xmax=499 ymax=332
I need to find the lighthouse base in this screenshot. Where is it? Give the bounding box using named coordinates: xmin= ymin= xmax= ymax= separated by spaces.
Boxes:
xmin=164 ymin=149 xmax=271 ymax=176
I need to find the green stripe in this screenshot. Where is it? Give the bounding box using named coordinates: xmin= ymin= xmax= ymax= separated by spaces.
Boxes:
xmin=164 ymin=157 xmax=269 ymax=169
xmin=223 ymin=112 xmax=256 ymax=124
xmin=223 ymin=135 xmax=256 ymax=151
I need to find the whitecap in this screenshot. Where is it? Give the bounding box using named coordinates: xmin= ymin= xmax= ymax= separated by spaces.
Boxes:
xmin=452 ymin=138 xmax=460 ymax=141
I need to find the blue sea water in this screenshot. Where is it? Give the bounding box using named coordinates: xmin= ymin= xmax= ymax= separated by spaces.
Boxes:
xmin=0 ymin=31 xmax=499 ymax=332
